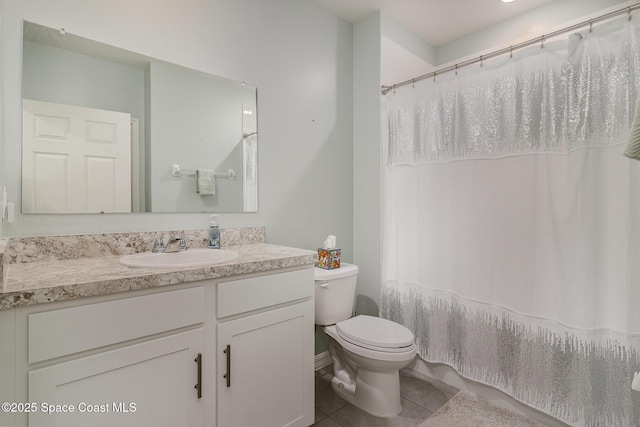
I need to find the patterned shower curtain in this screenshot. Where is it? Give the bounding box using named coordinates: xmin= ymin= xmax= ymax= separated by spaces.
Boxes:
xmin=381 ymin=17 xmax=640 ymax=427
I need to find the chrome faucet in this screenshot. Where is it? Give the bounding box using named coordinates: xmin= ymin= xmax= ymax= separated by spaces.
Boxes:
xmin=146 ymin=234 xmax=190 ymax=253
xmin=165 ymin=234 xmax=192 ymax=252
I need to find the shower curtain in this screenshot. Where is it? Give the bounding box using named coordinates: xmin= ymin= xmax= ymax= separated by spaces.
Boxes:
xmin=381 ymin=17 xmax=640 ymax=427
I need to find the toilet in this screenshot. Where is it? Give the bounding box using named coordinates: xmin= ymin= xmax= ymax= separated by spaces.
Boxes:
xmin=315 ymin=263 xmax=416 ymax=417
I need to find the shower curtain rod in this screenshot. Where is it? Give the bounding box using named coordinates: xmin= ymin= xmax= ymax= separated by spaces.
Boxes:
xmin=381 ymin=3 xmax=640 ymax=95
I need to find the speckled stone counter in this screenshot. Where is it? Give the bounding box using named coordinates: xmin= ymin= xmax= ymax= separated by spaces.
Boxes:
xmin=0 ymin=228 xmax=316 ymax=310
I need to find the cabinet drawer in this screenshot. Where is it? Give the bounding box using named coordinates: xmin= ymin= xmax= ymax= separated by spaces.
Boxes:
xmin=217 ymin=268 xmax=313 ymax=318
xmin=29 ymin=287 xmax=204 ymax=364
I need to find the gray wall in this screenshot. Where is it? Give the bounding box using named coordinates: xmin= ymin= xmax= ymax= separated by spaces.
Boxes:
xmin=1 ymin=0 xmax=354 ymax=265
xmin=353 ymin=12 xmax=381 ymax=318
xmin=314 ymin=10 xmax=382 ymax=359
xmin=22 ymin=40 xmax=145 ymax=121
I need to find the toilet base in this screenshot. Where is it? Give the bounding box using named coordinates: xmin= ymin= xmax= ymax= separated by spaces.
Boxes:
xmin=322 ymin=320 xmax=416 ymax=418
xmin=327 ymin=333 xmax=410 ymax=418
xmin=331 ymin=366 xmax=402 ymax=418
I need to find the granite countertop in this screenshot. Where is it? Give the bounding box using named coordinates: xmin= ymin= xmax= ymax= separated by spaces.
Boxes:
xmin=0 ymin=243 xmax=316 ymax=310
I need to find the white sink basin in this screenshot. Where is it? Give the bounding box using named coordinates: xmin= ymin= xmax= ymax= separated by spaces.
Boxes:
xmin=120 ymin=248 xmax=239 ymax=269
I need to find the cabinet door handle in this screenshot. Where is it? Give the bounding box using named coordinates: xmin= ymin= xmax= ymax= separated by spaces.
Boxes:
xmin=223 ymin=344 xmax=231 ymax=388
xmin=194 ymin=353 xmax=203 ymax=398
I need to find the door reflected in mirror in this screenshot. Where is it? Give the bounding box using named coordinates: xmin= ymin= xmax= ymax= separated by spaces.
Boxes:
xmin=21 ymin=21 xmax=258 ymax=214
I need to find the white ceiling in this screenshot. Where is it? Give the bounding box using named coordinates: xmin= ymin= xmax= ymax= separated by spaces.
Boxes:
xmin=313 ymin=0 xmax=556 ymax=47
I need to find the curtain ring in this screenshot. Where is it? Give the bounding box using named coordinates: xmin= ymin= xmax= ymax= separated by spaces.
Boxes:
xmin=455 ymin=64 xmax=458 ymax=76
xmin=412 ymin=78 xmax=415 ymax=89
xmin=480 ymin=55 xmax=484 ymax=68
xmin=589 ymin=19 xmax=593 ymax=33
xmin=433 ymin=71 xmax=437 ymax=83
xmin=509 ymin=46 xmax=513 ymax=59
xmin=629 ymin=6 xmax=633 ymax=21
xmin=540 ymin=35 xmax=545 ymax=49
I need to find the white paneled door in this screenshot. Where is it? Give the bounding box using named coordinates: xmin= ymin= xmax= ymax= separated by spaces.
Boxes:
xmin=22 ymin=99 xmax=132 ymax=213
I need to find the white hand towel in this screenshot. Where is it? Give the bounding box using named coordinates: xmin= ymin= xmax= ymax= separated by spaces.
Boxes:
xmin=624 ymin=96 xmax=640 ymax=160
xmin=196 ymin=169 xmax=216 ymax=196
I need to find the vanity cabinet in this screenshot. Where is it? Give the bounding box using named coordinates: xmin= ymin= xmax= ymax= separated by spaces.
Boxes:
xmin=15 ymin=286 xmax=205 ymax=427
xmin=216 ymin=269 xmax=315 ymax=427
xmin=8 ymin=265 xmax=314 ymax=427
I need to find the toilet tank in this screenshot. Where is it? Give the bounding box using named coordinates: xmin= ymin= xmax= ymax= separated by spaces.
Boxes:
xmin=314 ymin=263 xmax=359 ymax=326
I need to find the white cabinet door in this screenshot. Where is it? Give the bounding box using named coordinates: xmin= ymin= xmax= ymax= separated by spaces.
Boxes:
xmin=28 ymin=329 xmax=204 ymax=427
xmin=217 ymin=301 xmax=314 ymax=427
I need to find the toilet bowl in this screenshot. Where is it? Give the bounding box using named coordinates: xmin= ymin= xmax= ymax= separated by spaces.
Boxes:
xmin=315 ymin=264 xmax=416 ymax=417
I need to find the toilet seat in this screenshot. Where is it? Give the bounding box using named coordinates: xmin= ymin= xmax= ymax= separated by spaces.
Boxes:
xmin=324 ymin=323 xmax=416 ymax=363
xmin=336 ymin=315 xmax=414 ymax=352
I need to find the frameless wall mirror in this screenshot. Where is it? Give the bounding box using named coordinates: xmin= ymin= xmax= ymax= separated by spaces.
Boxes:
xmin=21 ymin=21 xmax=258 ymax=214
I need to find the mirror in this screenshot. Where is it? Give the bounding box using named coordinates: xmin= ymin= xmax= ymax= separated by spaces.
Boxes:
xmin=21 ymin=21 xmax=258 ymax=214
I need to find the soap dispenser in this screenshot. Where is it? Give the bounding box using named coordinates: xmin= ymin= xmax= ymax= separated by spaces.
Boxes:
xmin=208 ymin=215 xmax=220 ymax=249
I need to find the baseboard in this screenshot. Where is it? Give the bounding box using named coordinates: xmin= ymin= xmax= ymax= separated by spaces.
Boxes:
xmin=315 ymin=351 xmax=332 ymax=371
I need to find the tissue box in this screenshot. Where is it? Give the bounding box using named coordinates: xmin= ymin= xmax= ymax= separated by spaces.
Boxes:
xmin=317 ymin=248 xmax=341 ymax=269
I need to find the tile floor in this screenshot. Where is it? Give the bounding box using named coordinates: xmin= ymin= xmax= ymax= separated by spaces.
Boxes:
xmin=313 ymin=366 xmax=460 ymax=427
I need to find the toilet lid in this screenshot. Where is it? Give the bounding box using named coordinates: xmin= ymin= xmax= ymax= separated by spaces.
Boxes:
xmin=314 ymin=263 xmax=359 ymax=280
xmin=336 ymin=315 xmax=414 ymax=350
